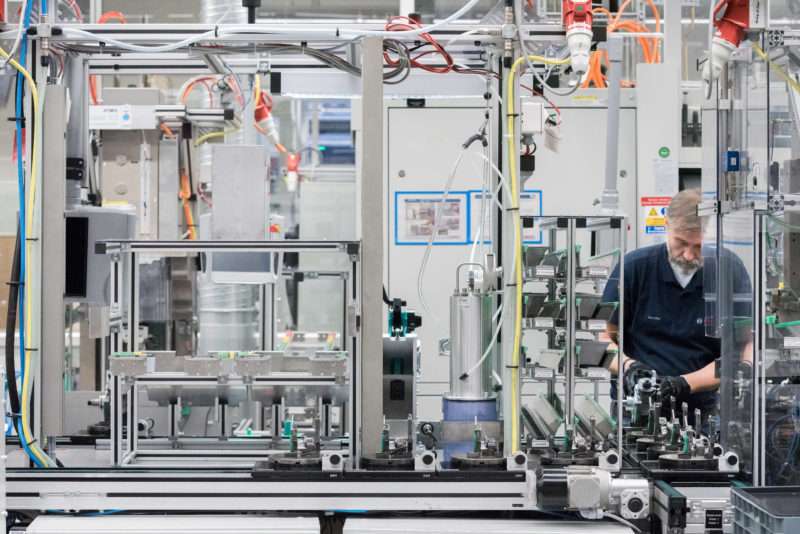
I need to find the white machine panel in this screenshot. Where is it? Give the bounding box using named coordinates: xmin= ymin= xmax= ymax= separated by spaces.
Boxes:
xmin=531 ymin=103 xmax=638 ymax=243
xmin=26 ymin=516 xmax=320 ymax=533
xmin=387 ymin=97 xmax=639 ymax=419
xmin=385 ymin=102 xmax=488 ymax=418
xmin=344 ymin=518 xmax=633 ymax=533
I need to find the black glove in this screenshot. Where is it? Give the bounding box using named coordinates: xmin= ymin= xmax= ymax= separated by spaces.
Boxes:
xmin=658 ymin=375 xmax=691 ymax=404
xmin=738 ymin=361 xmax=753 ymax=380
xmin=623 ymin=360 xmax=655 ymax=396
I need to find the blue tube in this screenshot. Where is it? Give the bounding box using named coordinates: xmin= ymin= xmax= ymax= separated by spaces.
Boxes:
xmin=16 ymin=0 xmax=36 ymax=383
xmin=16 ymin=420 xmax=43 ymax=467
xmin=46 ymin=510 xmax=125 ymax=516
xmin=41 ymin=0 xmax=46 ymax=16
xmin=14 ymin=0 xmax=38 ymax=468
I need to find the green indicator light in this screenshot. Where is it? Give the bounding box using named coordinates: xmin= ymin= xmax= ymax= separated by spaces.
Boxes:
xmin=318 ymin=145 xmax=326 ymax=151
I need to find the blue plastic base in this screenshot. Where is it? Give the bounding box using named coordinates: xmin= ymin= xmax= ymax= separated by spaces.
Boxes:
xmin=441 ymin=398 xmax=499 ymax=466
xmin=442 ymin=397 xmax=498 ymax=422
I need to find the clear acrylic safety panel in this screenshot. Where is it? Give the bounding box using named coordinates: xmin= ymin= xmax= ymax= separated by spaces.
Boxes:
xmin=756 ymin=213 xmax=800 ymax=485
xmin=704 ymin=45 xmax=770 ymax=479
xmin=747 ymin=35 xmax=800 ymax=484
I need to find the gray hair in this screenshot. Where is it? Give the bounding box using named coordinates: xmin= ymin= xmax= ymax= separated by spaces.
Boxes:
xmin=666 ymin=188 xmax=702 ymax=233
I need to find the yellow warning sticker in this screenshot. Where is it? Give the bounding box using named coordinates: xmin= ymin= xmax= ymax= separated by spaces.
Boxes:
xmin=648 ymin=207 xmax=658 ymax=216
xmin=646 ymin=217 xmax=666 ymax=226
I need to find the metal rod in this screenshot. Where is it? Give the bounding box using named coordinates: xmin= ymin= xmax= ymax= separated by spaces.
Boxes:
xmin=565 ymin=219 xmax=577 ymax=439
xmin=602 ymin=35 xmax=624 ymax=213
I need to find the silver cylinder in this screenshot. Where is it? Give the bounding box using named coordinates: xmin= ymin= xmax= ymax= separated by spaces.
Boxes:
xmin=448 ymin=291 xmax=494 ymax=400
xmin=200 ymin=0 xmax=248 ymax=24
xmin=196 ymin=272 xmax=260 ymax=355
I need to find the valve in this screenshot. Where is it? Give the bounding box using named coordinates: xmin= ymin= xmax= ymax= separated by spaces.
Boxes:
xmin=285 ymin=152 xmax=300 ymax=193
xmin=702 ymin=0 xmax=750 ymax=93
xmin=563 ymin=0 xmax=593 ymax=75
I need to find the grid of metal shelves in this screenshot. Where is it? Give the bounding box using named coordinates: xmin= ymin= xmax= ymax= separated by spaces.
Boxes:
xmin=518 ymin=215 xmax=626 ymax=467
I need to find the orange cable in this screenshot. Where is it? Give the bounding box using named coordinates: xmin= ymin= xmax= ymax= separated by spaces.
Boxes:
xmin=160 ymin=123 xmax=175 ymax=138
xmin=181 ymin=77 xmax=217 ymax=104
xmin=88 ymin=75 xmax=99 ymax=105
xmin=97 ymin=10 xmax=126 ymax=23
xmin=90 ymin=11 xmax=127 ymax=104
xmin=179 ymin=173 xmax=196 ymax=240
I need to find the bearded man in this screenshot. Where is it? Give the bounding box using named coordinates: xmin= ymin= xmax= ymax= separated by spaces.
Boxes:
xmin=599 ymin=188 xmax=751 ymax=423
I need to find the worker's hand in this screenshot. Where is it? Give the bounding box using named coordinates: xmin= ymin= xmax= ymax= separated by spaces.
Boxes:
xmin=738 ymin=361 xmax=753 ymax=380
xmin=658 ymin=375 xmax=691 ymax=404
xmin=622 ymin=360 xmax=654 ymax=396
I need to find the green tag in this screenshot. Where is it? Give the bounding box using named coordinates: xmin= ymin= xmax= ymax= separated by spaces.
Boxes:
xmin=659 ymin=146 xmax=670 ymax=158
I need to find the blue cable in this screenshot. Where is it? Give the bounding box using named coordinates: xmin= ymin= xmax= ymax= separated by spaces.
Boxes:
xmin=17 ymin=0 xmax=36 ymax=379
xmin=13 ymin=0 xmax=39 ymax=469
xmin=16 ymin=0 xmax=35 ymax=382
xmin=47 ymin=510 xmax=125 ymax=516
xmin=16 ymin=420 xmax=43 ymax=467
xmin=41 ymin=0 xmax=46 ymax=16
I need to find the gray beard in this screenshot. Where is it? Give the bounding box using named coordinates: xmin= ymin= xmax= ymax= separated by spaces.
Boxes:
xmin=667 ymin=242 xmax=702 ymax=275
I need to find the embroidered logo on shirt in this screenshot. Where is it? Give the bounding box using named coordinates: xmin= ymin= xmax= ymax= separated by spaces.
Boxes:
xmin=647 ymin=316 xmax=661 ymax=321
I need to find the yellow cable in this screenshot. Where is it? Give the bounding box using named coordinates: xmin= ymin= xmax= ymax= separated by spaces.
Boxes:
xmin=194 ymin=124 xmax=243 ymax=147
xmin=753 ymin=41 xmax=800 ymax=96
xmin=0 ymin=46 xmax=54 ymax=468
xmin=503 ymin=53 xmax=573 ymax=452
xmin=527 ymin=55 xmax=571 ymax=66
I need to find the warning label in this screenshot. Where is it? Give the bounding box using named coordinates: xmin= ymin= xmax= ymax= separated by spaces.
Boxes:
xmin=642 ymin=196 xmax=670 ymax=234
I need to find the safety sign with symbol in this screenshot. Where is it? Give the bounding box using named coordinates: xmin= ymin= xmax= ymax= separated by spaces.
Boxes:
xmin=641 ymin=196 xmax=670 ymax=234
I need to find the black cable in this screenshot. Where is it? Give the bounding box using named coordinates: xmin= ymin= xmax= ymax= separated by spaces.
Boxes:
xmin=382 ymin=285 xmax=392 ymax=306
xmin=5 ymin=217 xmax=22 ymax=421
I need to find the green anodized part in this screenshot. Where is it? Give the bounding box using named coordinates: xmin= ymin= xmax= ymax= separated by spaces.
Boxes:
xmin=387 ymin=311 xmax=409 ymax=336
xmin=765 ymin=315 xmax=777 ymax=325
xmin=774 ymin=319 xmax=800 ymax=328
xmin=683 ymin=434 xmax=689 ymax=453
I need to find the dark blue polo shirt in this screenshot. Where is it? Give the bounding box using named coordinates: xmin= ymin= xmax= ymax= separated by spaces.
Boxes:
xmin=602 ymin=243 xmax=751 ymax=415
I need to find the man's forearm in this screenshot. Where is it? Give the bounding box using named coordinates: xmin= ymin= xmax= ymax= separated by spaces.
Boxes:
xmin=683 ymin=361 xmax=720 ymax=393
